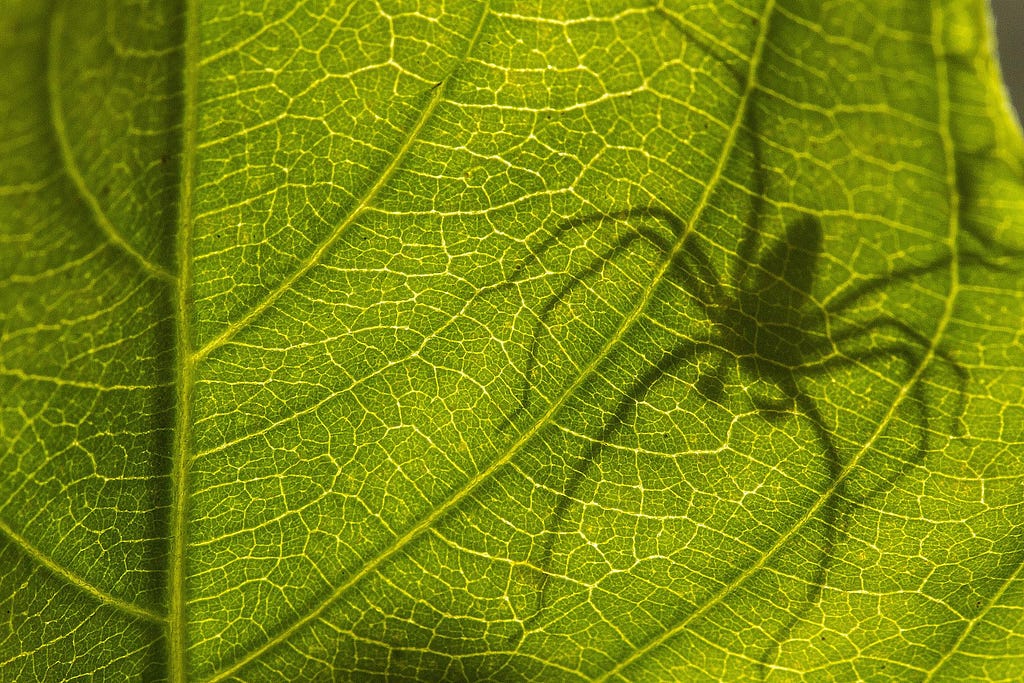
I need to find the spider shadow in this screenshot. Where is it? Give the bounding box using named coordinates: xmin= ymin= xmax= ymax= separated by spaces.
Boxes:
xmin=512 ymin=210 xmax=967 ymax=642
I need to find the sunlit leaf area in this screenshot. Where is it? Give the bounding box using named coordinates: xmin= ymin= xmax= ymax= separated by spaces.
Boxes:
xmin=2 ymin=0 xmax=1023 ymax=680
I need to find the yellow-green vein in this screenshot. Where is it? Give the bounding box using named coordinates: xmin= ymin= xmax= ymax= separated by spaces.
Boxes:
xmin=47 ymin=2 xmax=177 ymax=286
xmin=168 ymin=0 xmax=200 ymax=680
xmin=925 ymin=2 xmax=998 ymax=677
xmin=193 ymin=68 xmax=457 ymax=363
xmin=0 ymin=518 xmax=164 ymax=623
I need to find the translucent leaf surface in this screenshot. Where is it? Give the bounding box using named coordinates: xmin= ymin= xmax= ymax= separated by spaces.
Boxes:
xmin=2 ymin=0 xmax=1023 ymax=680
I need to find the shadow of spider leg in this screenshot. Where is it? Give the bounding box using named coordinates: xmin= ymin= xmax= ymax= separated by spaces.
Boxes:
xmin=522 ymin=219 xmax=840 ymax=633
xmin=499 ymin=208 xmax=696 ymax=432
xmin=520 ymin=211 xmax=824 ymax=631
xmin=751 ymin=334 xmax=966 ymax=676
xmin=522 ymin=336 xmax=722 ymax=633
xmin=794 ymin=248 xmax=969 ymax=506
xmin=822 ymin=248 xmax=968 ymax=417
xmin=689 ymin=215 xmax=859 ymax=647
xmin=507 ymin=210 xmax=731 ymax=629
xmin=747 ymin=338 xmax=934 ymax=674
xmin=517 ymin=209 xmax=967 ymax=656
xmin=655 ymin=213 xmax=951 ymax=665
xmin=742 ymin=222 xmax=967 ymax=672
xmin=820 ymin=315 xmax=968 ymax=431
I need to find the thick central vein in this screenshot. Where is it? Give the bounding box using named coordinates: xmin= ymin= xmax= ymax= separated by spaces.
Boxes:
xmin=206 ymin=2 xmax=773 ymax=679
xmin=168 ymin=1 xmax=200 ymax=681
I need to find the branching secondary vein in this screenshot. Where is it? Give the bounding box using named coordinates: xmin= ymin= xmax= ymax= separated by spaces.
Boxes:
xmin=47 ymin=3 xmax=177 ymax=286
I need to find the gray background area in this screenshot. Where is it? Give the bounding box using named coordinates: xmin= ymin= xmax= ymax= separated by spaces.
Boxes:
xmin=992 ymin=0 xmax=1023 ymax=125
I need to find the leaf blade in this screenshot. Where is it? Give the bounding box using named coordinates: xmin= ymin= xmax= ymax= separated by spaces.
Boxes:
xmin=2 ymin=0 xmax=1024 ymax=680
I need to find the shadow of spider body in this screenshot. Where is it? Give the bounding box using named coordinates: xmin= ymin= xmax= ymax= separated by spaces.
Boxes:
xmin=520 ymin=208 xmax=965 ymax=637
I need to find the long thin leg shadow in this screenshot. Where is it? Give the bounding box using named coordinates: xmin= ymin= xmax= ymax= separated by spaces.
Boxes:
xmin=755 ymin=340 xmax=966 ymax=675
xmin=750 ymin=380 xmax=843 ymax=672
xmin=498 ymin=209 xmax=684 ymax=432
xmin=523 ymin=338 xmax=719 ymax=631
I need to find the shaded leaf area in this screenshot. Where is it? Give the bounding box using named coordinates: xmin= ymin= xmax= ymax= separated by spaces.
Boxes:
xmin=1 ymin=0 xmax=1024 ymax=681
xmin=0 ymin=0 xmax=179 ymax=678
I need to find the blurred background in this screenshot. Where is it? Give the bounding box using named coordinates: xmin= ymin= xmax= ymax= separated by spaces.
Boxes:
xmin=991 ymin=0 xmax=1023 ymax=124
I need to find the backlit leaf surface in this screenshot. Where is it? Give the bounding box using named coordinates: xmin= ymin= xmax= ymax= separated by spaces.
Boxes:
xmin=1 ymin=0 xmax=1023 ymax=680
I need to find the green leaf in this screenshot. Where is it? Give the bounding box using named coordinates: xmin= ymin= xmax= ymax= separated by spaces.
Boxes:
xmin=2 ymin=0 xmax=1023 ymax=680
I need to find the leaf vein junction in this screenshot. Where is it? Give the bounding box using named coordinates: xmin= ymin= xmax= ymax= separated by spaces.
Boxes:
xmin=0 ymin=519 xmax=164 ymax=623
xmin=193 ymin=73 xmax=452 ymax=362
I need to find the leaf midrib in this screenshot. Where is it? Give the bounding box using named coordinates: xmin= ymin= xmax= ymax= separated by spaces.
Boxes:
xmin=168 ymin=0 xmax=201 ymax=680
